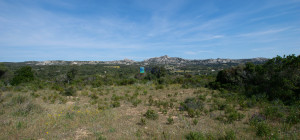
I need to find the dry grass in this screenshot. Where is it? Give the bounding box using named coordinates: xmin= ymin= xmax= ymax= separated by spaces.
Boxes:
xmin=0 ymin=84 xmax=299 ymax=139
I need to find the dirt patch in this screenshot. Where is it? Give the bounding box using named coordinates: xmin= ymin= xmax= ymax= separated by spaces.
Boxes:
xmin=75 ymin=128 xmax=91 ymax=140
xmin=66 ymin=101 xmax=75 ymax=106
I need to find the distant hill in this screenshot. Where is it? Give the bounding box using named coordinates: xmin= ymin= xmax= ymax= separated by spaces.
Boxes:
xmin=7 ymin=55 xmax=268 ymax=66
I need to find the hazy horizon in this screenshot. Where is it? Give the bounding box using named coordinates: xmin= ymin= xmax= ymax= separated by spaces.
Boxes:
xmin=1 ymin=0 xmax=300 ymax=62
xmin=0 ymin=54 xmax=273 ymax=63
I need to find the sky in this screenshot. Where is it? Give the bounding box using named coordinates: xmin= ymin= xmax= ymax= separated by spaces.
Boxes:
xmin=0 ymin=0 xmax=300 ymax=62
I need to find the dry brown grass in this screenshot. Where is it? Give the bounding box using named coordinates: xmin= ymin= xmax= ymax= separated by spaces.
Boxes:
xmin=0 ymin=84 xmax=299 ymax=139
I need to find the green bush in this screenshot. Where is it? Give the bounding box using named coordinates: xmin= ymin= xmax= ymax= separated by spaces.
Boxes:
xmin=167 ymin=116 xmax=174 ymax=125
xmin=223 ymin=130 xmax=236 ymax=140
xmin=211 ymin=55 xmax=300 ymax=105
xmin=255 ymin=122 xmax=271 ymax=137
xmin=131 ymin=99 xmax=142 ymax=107
xmin=226 ymin=111 xmax=245 ymax=123
xmin=286 ymin=108 xmax=300 ymax=124
xmin=96 ymin=135 xmax=106 ymax=140
xmin=14 ymin=102 xmax=43 ymax=116
xmin=11 ymin=66 xmax=34 ymax=85
xmin=193 ymin=119 xmax=198 ymax=125
xmin=180 ymin=97 xmax=204 ymax=118
xmin=11 ymin=94 xmax=27 ymax=105
xmin=111 ymin=101 xmax=120 ymax=108
xmin=139 ymin=117 xmax=146 ymax=126
xmin=263 ymin=105 xmax=284 ymax=120
xmin=89 ymin=93 xmax=98 ymax=100
xmin=155 ymin=84 xmax=164 ymax=90
xmin=60 ymin=87 xmax=76 ymax=96
xmin=185 ymin=132 xmax=206 ymax=140
xmin=144 ymin=109 xmax=158 ymax=120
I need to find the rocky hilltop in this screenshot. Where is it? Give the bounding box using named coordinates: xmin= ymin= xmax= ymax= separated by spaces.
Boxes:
xmin=139 ymin=55 xmax=268 ymax=65
xmin=24 ymin=55 xmax=268 ymax=66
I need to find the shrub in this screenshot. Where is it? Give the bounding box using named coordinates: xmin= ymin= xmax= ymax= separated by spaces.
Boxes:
xmin=11 ymin=94 xmax=27 ymax=105
xmin=131 ymin=99 xmax=142 ymax=107
xmin=96 ymin=135 xmax=106 ymax=140
xmin=255 ymin=122 xmax=271 ymax=137
xmin=180 ymin=98 xmax=204 ymax=111
xmin=285 ymin=108 xmax=300 ymax=124
xmin=185 ymin=132 xmax=205 ymax=140
xmin=167 ymin=116 xmax=174 ymax=125
xmin=226 ymin=111 xmax=245 ymax=123
xmin=139 ymin=117 xmax=146 ymax=126
xmin=155 ymin=84 xmax=164 ymax=90
xmin=65 ymin=112 xmax=75 ymax=119
xmin=223 ymin=130 xmax=236 ymax=140
xmin=148 ymin=96 xmax=154 ymax=106
xmin=263 ymin=105 xmax=284 ymax=120
xmin=198 ymin=95 xmax=206 ymax=101
xmin=14 ymin=102 xmax=43 ymax=116
xmin=193 ymin=119 xmax=198 ymax=125
xmin=111 ymin=101 xmax=120 ymax=108
xmin=249 ymin=113 xmax=266 ymax=126
xmin=111 ymin=94 xmax=123 ymax=101
xmin=11 ymin=66 xmax=34 ymax=85
xmin=144 ymin=109 xmax=158 ymax=120
xmin=187 ymin=109 xmax=201 ymax=118
xmin=30 ymin=92 xmax=40 ymax=98
xmin=180 ymin=97 xmax=204 ymax=118
xmin=90 ymin=93 xmax=98 ymax=100
xmin=60 ymin=87 xmax=76 ymax=96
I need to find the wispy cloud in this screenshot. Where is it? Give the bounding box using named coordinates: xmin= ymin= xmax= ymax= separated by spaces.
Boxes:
xmin=237 ymin=28 xmax=289 ymax=37
xmin=0 ymin=0 xmax=299 ymax=61
xmin=184 ymin=50 xmax=213 ymax=55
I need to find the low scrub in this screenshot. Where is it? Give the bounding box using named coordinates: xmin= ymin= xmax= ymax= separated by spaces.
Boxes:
xmin=13 ymin=102 xmax=43 ymax=116
xmin=180 ymin=97 xmax=204 ymax=118
xmin=144 ymin=109 xmax=158 ymax=120
xmin=185 ymin=132 xmax=206 ymax=140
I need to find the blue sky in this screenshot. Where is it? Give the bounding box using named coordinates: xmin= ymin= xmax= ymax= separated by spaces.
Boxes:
xmin=0 ymin=0 xmax=300 ymax=62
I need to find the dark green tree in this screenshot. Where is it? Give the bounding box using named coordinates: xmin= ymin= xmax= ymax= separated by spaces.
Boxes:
xmin=0 ymin=63 xmax=7 ymax=78
xmin=11 ymin=66 xmax=34 ymax=85
xmin=150 ymin=66 xmax=166 ymax=79
xmin=211 ymin=54 xmax=300 ymax=104
xmin=66 ymin=68 xmax=77 ymax=84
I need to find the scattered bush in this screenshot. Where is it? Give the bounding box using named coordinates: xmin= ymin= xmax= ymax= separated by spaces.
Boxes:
xmin=11 ymin=94 xmax=27 ymax=105
xmin=96 ymin=135 xmax=106 ymax=140
xmin=30 ymin=92 xmax=40 ymax=98
xmin=167 ymin=116 xmax=174 ymax=125
xmin=155 ymin=84 xmax=164 ymax=90
xmin=185 ymin=132 xmax=205 ymax=140
xmin=111 ymin=101 xmax=120 ymax=108
xmin=14 ymin=102 xmax=43 ymax=116
xmin=225 ymin=110 xmax=245 ymax=123
xmin=60 ymin=87 xmax=76 ymax=96
xmin=263 ymin=105 xmax=285 ymax=120
xmin=89 ymin=93 xmax=98 ymax=100
xmin=139 ymin=117 xmax=146 ymax=126
xmin=223 ymin=130 xmax=236 ymax=140
xmin=144 ymin=109 xmax=158 ymax=120
xmin=65 ymin=112 xmax=75 ymax=119
xmin=285 ymin=108 xmax=300 ymax=124
xmin=131 ymin=99 xmax=142 ymax=107
xmin=193 ymin=119 xmax=198 ymax=125
xmin=255 ymin=122 xmax=271 ymax=137
xmin=180 ymin=97 xmax=204 ymax=118
xmin=249 ymin=113 xmax=266 ymax=126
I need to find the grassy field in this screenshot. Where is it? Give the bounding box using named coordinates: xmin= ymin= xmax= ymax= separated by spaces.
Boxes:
xmin=0 ymin=84 xmax=299 ymax=140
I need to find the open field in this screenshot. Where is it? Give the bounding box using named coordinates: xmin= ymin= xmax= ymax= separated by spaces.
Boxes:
xmin=0 ymin=84 xmax=299 ymax=140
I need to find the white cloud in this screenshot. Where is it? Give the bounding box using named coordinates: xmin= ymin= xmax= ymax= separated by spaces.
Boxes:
xmin=237 ymin=28 xmax=289 ymax=37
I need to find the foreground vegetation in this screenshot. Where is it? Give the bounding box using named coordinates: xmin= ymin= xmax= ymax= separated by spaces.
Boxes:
xmin=0 ymin=55 xmax=299 ymax=139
